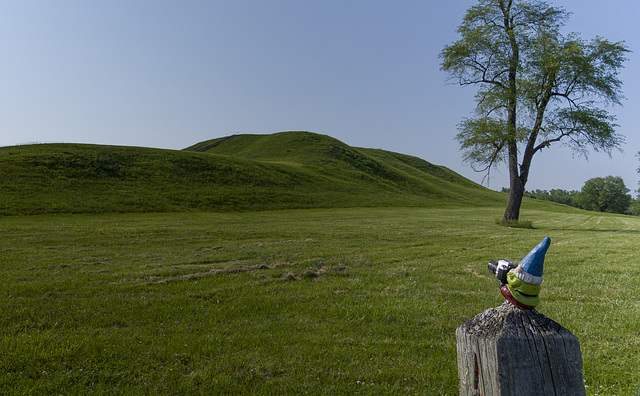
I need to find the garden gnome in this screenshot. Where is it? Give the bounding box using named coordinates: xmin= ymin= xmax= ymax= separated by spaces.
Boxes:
xmin=487 ymin=237 xmax=550 ymax=310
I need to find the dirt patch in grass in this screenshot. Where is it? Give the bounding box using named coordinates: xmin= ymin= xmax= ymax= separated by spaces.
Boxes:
xmin=115 ymin=261 xmax=347 ymax=285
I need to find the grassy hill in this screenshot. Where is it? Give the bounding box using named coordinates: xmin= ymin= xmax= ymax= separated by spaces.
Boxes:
xmin=0 ymin=131 xmax=506 ymax=215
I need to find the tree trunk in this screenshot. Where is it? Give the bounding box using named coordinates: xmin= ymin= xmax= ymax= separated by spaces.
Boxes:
xmin=504 ymin=133 xmax=535 ymax=222
xmin=502 ymin=1 xmax=521 ymax=223
xmin=504 ymin=176 xmax=524 ymax=221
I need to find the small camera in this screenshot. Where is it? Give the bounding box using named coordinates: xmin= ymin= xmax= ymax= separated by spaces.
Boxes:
xmin=488 ymin=259 xmax=516 ymax=286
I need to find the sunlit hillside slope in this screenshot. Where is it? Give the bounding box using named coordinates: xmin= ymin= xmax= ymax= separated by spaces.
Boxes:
xmin=1 ymin=131 xmax=507 ymax=215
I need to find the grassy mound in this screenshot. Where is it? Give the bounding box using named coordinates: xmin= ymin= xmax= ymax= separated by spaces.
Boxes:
xmin=1 ymin=131 xmax=505 ymax=215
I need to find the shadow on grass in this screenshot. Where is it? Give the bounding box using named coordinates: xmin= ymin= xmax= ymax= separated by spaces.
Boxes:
xmin=542 ymin=227 xmax=640 ymax=235
xmin=495 ymin=219 xmax=535 ymax=229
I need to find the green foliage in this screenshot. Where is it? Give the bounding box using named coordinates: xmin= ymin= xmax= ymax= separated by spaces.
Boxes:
xmin=502 ymin=187 xmax=579 ymax=208
xmin=512 ymin=179 xmax=633 ymax=214
xmin=628 ymin=198 xmax=640 ymax=216
xmin=0 ymin=132 xmax=505 ymax=216
xmin=441 ymin=0 xmax=628 ymax=220
xmin=456 ymin=118 xmax=512 ymax=173
xmin=633 ymin=153 xmax=640 ymax=216
xmin=442 ymin=0 xmax=627 ymax=168
xmin=2 ymin=208 xmax=640 ymax=394
xmin=574 ymin=176 xmax=631 ymax=214
xmin=543 ymin=189 xmax=579 ymax=207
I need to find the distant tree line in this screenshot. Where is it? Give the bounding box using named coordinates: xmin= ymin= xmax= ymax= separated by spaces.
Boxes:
xmin=503 ymin=176 xmax=638 ymax=215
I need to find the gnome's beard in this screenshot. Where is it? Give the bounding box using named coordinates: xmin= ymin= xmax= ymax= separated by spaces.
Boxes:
xmin=501 ymin=285 xmax=536 ymax=310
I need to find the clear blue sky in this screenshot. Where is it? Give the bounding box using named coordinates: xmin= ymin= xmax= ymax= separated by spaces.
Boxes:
xmin=1 ymin=0 xmax=639 ymax=192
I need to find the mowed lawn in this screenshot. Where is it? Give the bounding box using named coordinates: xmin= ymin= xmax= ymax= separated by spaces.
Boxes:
xmin=2 ymin=207 xmax=640 ymax=395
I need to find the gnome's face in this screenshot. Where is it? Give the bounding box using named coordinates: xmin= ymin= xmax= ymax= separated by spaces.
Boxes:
xmin=505 ymin=271 xmax=541 ymax=308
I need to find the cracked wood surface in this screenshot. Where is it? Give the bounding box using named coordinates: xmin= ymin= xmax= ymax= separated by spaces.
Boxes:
xmin=456 ymin=302 xmax=585 ymax=396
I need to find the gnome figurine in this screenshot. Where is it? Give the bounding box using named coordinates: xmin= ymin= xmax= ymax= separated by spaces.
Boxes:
xmin=487 ymin=237 xmax=550 ymax=310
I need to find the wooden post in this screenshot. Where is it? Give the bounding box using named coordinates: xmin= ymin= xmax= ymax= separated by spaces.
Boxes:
xmin=456 ymin=301 xmax=585 ymax=396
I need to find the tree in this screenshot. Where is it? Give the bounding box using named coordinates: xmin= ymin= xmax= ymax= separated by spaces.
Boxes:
xmin=547 ymin=188 xmax=577 ymax=207
xmin=526 ymin=188 xmax=577 ymax=206
xmin=628 ymin=198 xmax=640 ymax=216
xmin=574 ymin=176 xmax=630 ymax=214
xmin=440 ymin=0 xmax=628 ymax=221
xmin=630 ymin=153 xmax=640 ymax=215
xmin=503 ymin=187 xmax=578 ymax=206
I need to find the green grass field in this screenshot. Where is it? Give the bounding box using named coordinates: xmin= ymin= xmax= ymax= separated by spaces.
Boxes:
xmin=2 ymin=207 xmax=639 ymax=395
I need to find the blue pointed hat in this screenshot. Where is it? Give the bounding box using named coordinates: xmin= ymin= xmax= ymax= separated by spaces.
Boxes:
xmin=513 ymin=237 xmax=550 ymax=285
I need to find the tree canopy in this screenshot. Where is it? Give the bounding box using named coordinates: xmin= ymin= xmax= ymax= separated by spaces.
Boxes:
xmin=574 ymin=176 xmax=631 ymax=214
xmin=440 ymin=0 xmax=628 ymax=221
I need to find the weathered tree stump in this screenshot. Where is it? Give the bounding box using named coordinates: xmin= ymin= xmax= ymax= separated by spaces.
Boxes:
xmin=456 ymin=301 xmax=585 ymax=396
